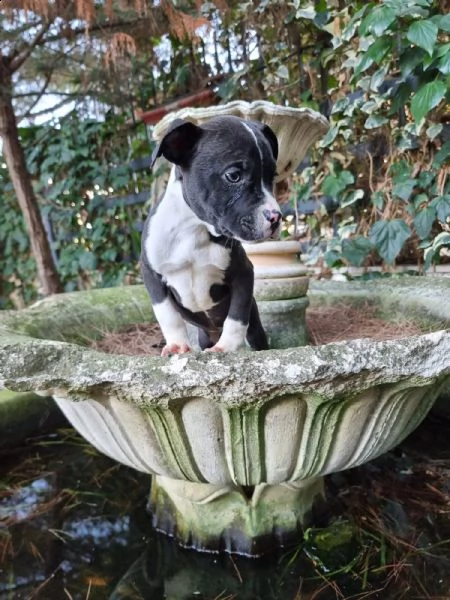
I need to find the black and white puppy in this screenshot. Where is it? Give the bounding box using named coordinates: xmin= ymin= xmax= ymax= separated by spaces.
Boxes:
xmin=140 ymin=115 xmax=282 ymax=356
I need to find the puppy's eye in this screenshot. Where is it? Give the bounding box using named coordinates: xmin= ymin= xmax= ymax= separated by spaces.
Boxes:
xmin=224 ymin=170 xmax=241 ymax=183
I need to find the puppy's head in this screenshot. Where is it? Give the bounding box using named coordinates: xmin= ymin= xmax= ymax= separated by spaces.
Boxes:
xmin=151 ymin=116 xmax=282 ymax=242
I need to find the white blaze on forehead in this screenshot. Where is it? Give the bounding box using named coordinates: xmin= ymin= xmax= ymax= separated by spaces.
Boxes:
xmin=242 ymin=122 xmax=263 ymax=162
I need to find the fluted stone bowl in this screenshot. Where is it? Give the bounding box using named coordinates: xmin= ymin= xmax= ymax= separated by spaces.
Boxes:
xmin=0 ymin=277 xmax=449 ymax=556
xmin=152 ymin=100 xmax=329 ymax=182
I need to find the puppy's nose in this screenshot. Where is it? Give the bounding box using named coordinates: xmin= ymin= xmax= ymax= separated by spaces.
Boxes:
xmin=263 ymin=209 xmax=282 ymax=225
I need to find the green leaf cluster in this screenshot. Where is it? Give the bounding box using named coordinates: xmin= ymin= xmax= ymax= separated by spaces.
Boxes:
xmin=0 ymin=111 xmax=154 ymax=307
xmin=299 ymin=0 xmax=450 ymax=269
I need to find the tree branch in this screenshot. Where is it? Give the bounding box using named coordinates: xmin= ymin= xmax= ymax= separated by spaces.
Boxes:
xmin=34 ymin=14 xmax=165 ymax=48
xmin=17 ymin=95 xmax=76 ymax=122
xmin=10 ymin=20 xmax=53 ymax=73
xmin=17 ymin=71 xmax=53 ymax=121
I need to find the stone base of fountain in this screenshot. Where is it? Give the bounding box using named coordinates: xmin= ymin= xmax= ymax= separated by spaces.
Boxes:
xmin=149 ymin=475 xmax=325 ymax=556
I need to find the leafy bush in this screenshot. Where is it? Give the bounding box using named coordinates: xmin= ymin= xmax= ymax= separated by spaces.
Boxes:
xmin=2 ymin=0 xmax=450 ymax=309
xmin=290 ymin=0 xmax=450 ymax=270
xmin=0 ymin=112 xmax=154 ymax=307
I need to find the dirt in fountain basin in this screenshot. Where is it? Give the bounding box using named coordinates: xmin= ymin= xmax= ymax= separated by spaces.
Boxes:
xmin=90 ymin=303 xmax=425 ymax=356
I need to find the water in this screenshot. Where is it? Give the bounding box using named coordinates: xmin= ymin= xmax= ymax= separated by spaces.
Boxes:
xmin=1 ymin=416 xmax=449 ymax=599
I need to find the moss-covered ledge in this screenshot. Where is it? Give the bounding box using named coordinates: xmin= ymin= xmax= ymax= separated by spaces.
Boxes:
xmin=0 ymin=285 xmax=154 ymax=344
xmin=0 ymin=320 xmax=449 ymax=406
xmin=0 ymin=277 xmax=449 ymax=555
xmin=309 ymin=277 xmax=450 ymax=327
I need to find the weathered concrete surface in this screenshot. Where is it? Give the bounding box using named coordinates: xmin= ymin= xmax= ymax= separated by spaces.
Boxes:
xmin=0 ymin=322 xmax=449 ymax=408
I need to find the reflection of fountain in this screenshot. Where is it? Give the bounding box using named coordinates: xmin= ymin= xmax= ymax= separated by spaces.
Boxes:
xmin=1 ymin=277 xmax=449 ymax=556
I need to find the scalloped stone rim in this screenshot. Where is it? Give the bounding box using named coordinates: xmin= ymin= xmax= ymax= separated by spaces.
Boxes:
xmin=151 ymin=100 xmax=330 ymax=182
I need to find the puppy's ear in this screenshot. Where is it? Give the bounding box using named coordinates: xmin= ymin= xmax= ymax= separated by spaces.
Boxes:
xmin=151 ymin=119 xmax=203 ymax=169
xmin=259 ymin=123 xmax=278 ymax=161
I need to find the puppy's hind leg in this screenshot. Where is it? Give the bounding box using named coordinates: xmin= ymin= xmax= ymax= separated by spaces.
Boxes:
xmin=246 ymin=298 xmax=269 ymax=350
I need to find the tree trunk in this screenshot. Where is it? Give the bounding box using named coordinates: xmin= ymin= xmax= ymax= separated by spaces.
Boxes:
xmin=0 ymin=59 xmax=62 ymax=296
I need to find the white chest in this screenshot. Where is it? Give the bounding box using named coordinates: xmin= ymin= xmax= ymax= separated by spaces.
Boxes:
xmin=144 ymin=177 xmax=231 ymax=313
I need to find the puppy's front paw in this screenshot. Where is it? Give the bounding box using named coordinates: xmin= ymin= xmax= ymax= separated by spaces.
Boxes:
xmin=204 ymin=345 xmax=225 ymax=353
xmin=161 ymin=343 xmax=191 ymax=357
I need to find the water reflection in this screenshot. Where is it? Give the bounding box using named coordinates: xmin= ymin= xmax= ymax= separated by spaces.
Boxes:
xmin=111 ymin=537 xmax=317 ymax=600
xmin=0 ymin=418 xmax=449 ymax=599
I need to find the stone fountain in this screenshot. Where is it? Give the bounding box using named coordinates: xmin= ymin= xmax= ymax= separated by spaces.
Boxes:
xmin=0 ymin=277 xmax=449 ymax=556
xmin=1 ymin=102 xmax=449 ymax=556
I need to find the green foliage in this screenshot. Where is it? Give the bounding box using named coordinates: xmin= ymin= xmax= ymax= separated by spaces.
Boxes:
xmin=0 ymin=163 xmax=37 ymax=308
xmin=287 ymin=0 xmax=450 ymax=270
xmin=2 ymin=0 xmax=450 ymax=308
xmin=0 ymin=112 xmax=154 ymax=307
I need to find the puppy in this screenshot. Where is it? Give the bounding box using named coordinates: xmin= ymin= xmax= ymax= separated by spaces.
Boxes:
xmin=140 ymin=115 xmax=282 ymax=356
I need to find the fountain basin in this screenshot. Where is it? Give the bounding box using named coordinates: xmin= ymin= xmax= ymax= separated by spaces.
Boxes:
xmin=0 ymin=277 xmax=449 ymax=555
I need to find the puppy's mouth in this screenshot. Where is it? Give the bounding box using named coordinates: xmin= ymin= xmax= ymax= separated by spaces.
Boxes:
xmin=212 ymin=214 xmax=281 ymax=243
xmin=227 ymin=227 xmax=280 ymax=244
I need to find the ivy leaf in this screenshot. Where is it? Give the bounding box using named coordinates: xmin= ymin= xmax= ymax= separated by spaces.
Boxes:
xmin=340 ymin=189 xmax=364 ymax=208
xmin=296 ymin=7 xmax=316 ymax=20
xmin=276 ymin=65 xmax=289 ymax=79
xmin=352 ymin=37 xmax=391 ymax=80
xmin=331 ymin=97 xmax=350 ymax=114
xmin=406 ymin=20 xmax=438 ymax=56
xmin=371 ymin=191 xmax=385 ymax=210
xmin=430 ymin=195 xmax=450 ymax=222
xmin=360 ymin=6 xmax=396 ymax=36
xmin=369 ymin=219 xmax=411 ymax=264
xmin=438 ymin=51 xmax=450 ymax=75
xmin=437 ymin=13 xmax=450 ymax=32
xmin=426 ymin=123 xmax=443 ymax=139
xmin=366 ymin=36 xmax=392 ymax=63
xmin=413 ymin=206 xmax=436 ymax=239
xmin=434 ymin=141 xmax=450 ymax=167
xmin=322 ymin=171 xmax=354 ymax=199
xmin=342 ymin=236 xmax=373 ymax=266
xmin=384 ymin=0 xmax=431 ymax=18
xmin=365 ymin=115 xmax=389 ymax=129
xmin=424 ymin=232 xmax=450 ymax=270
xmin=370 ymin=65 xmax=389 ymax=91
xmin=410 ymin=81 xmax=447 ymax=122
xmin=324 ymin=249 xmax=344 ymax=268
xmin=392 ymin=178 xmax=416 ymax=201
xmin=78 ymin=250 xmax=97 ymax=271
xmin=389 ymin=82 xmax=413 ymax=116
xmin=320 ymin=125 xmax=339 ymax=147
xmin=399 ymin=47 xmax=426 ymax=78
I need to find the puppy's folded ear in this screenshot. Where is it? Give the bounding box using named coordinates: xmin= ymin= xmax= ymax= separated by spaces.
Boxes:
xmin=259 ymin=123 xmax=278 ymax=161
xmin=151 ymin=119 xmax=203 ymax=169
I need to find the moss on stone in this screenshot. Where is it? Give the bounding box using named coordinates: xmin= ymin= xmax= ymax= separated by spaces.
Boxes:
xmin=0 ymin=389 xmax=63 ymax=447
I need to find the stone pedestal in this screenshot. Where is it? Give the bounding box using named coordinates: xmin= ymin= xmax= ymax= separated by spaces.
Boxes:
xmin=243 ymin=240 xmax=309 ymax=349
xmin=149 ymin=475 xmax=324 ymax=556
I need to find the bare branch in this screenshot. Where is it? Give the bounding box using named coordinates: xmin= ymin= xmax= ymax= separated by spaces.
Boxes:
xmin=10 ymin=20 xmax=53 ymax=72
xmin=17 ymin=71 xmax=53 ymax=121
xmin=17 ymin=95 xmax=76 ymax=122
